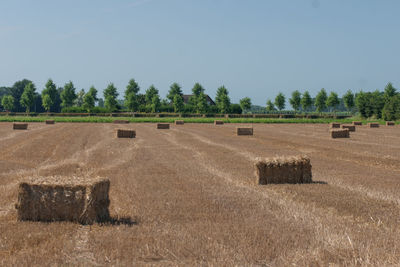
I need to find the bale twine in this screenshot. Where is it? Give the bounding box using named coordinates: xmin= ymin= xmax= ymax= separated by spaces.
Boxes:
xmin=237 ymin=127 xmax=253 ymax=136
xmin=341 ymin=124 xmax=356 ymax=132
xmin=255 ymin=155 xmax=312 ymax=184
xmin=15 ymin=176 xmax=110 ymax=225
xmin=157 ymin=123 xmax=170 ymax=129
xmin=368 ymin=123 xmax=379 ymax=128
xmin=330 ymin=122 xmax=341 ymax=128
xmin=214 ymin=120 xmax=224 ymax=125
xmin=175 ymin=120 xmax=184 ymax=125
xmin=13 ymin=123 xmax=28 ymax=130
xmin=113 ymin=120 xmax=129 ymax=124
xmin=330 ymin=129 xmax=349 ymax=138
xmin=386 ymin=121 xmax=395 ymax=126
xmin=352 ymin=121 xmax=362 ymax=126
xmin=117 ymin=129 xmax=136 ymax=138
xmin=45 ymin=120 xmax=55 ymax=125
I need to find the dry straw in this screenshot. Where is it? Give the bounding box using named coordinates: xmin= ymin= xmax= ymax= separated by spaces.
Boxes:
xmin=386 ymin=121 xmax=395 ymax=126
xmin=15 ymin=176 xmax=110 ymax=225
xmin=330 ymin=122 xmax=341 ymax=128
xmin=330 ymin=129 xmax=350 ymax=138
xmin=13 ymin=123 xmax=28 ymax=130
xmin=352 ymin=121 xmax=362 ymax=126
xmin=45 ymin=120 xmax=55 ymax=125
xmin=175 ymin=120 xmax=184 ymax=125
xmin=157 ymin=123 xmax=170 ymax=129
xmin=341 ymin=124 xmax=356 ymax=132
xmin=237 ymin=127 xmax=253 ymax=136
xmin=368 ymin=123 xmax=380 ymax=128
xmin=117 ymin=129 xmax=136 ymax=138
xmin=254 ymin=155 xmax=312 ymax=184
xmin=214 ymin=120 xmax=224 ymax=125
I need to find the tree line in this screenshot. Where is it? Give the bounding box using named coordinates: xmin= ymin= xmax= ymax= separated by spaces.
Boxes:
xmin=0 ymin=79 xmax=399 ymax=120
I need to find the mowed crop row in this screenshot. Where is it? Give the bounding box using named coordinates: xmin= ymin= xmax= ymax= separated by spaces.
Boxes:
xmin=0 ymin=122 xmax=400 ymax=265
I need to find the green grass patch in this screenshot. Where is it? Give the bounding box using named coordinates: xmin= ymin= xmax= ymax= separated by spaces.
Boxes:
xmin=0 ymin=115 xmax=394 ymax=125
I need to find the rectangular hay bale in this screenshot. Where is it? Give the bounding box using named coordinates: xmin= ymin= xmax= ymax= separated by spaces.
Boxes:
xmin=368 ymin=123 xmax=379 ymax=128
xmin=13 ymin=123 xmax=28 ymax=130
xmin=157 ymin=123 xmax=170 ymax=129
xmin=45 ymin=120 xmax=55 ymax=125
xmin=386 ymin=121 xmax=395 ymax=126
xmin=237 ymin=127 xmax=253 ymax=136
xmin=341 ymin=124 xmax=355 ymax=132
xmin=113 ymin=120 xmax=129 ymax=124
xmin=255 ymin=155 xmax=312 ymax=184
xmin=330 ymin=122 xmax=341 ymax=128
xmin=15 ymin=176 xmax=110 ymax=225
xmin=175 ymin=120 xmax=184 ymax=125
xmin=352 ymin=121 xmax=362 ymax=126
xmin=117 ymin=129 xmax=136 ymax=138
xmin=330 ymin=129 xmax=349 ymax=138
xmin=214 ymin=120 xmax=224 ymax=125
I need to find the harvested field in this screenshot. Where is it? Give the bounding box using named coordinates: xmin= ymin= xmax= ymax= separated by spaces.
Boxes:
xmin=1 ymin=122 xmax=400 ymax=265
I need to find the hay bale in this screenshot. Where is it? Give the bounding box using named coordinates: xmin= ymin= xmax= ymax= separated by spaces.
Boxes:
xmin=330 ymin=129 xmax=349 ymax=138
xmin=175 ymin=120 xmax=184 ymax=125
xmin=45 ymin=120 xmax=55 ymax=125
xmin=13 ymin=123 xmax=28 ymax=130
xmin=352 ymin=121 xmax=362 ymax=126
xmin=113 ymin=120 xmax=129 ymax=124
xmin=214 ymin=120 xmax=224 ymax=125
xmin=330 ymin=122 xmax=341 ymax=128
xmin=386 ymin=121 xmax=395 ymax=126
xmin=15 ymin=176 xmax=110 ymax=225
xmin=255 ymin=155 xmax=312 ymax=184
xmin=117 ymin=129 xmax=136 ymax=138
xmin=237 ymin=127 xmax=253 ymax=136
xmin=157 ymin=123 xmax=170 ymax=129
xmin=368 ymin=123 xmax=379 ymax=128
xmin=341 ymin=124 xmax=355 ymax=132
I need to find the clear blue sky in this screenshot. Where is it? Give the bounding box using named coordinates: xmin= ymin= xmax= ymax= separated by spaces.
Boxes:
xmin=1 ymin=0 xmax=399 ymax=105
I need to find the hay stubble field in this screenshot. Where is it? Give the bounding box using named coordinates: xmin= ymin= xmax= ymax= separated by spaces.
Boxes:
xmin=1 ymin=122 xmax=400 ymax=265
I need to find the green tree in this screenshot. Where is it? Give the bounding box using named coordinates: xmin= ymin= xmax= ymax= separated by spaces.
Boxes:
xmin=382 ymin=95 xmax=400 ymax=121
xmin=75 ymin=89 xmax=85 ymax=107
xmin=125 ymin=79 xmax=140 ymax=96
xmin=355 ymin=91 xmax=372 ymax=118
xmin=145 ymin=85 xmax=159 ymax=105
xmin=98 ymin=98 xmax=104 ymax=108
xmin=167 ymin=83 xmax=183 ymax=102
xmin=371 ymin=90 xmax=385 ymax=119
xmin=10 ymin=79 xmax=32 ymax=112
xmin=196 ymin=92 xmax=208 ymax=114
xmin=87 ymin=86 xmax=98 ymax=102
xmin=125 ymin=92 xmax=139 ymax=112
xmin=42 ymin=94 xmax=53 ymax=113
xmin=151 ymin=95 xmax=161 ymax=113
xmin=239 ymin=97 xmax=252 ymax=113
xmin=1 ymin=95 xmax=15 ymax=112
xmin=301 ymin=91 xmax=313 ymax=112
xmin=60 ymin=81 xmax=76 ymax=108
xmin=383 ymin=82 xmax=397 ymax=104
xmin=42 ymin=79 xmax=58 ymax=112
xmin=215 ymin=86 xmax=231 ymax=114
xmin=326 ymin=92 xmax=340 ymax=112
xmin=289 ymin=90 xmax=301 ymax=112
xmin=315 ymin=88 xmax=328 ymax=112
xmin=20 ymin=82 xmax=36 ymax=113
xmin=274 ymin=92 xmax=286 ymax=111
xmin=266 ymin=99 xmax=276 ymax=112
xmin=173 ymin=94 xmax=184 ymax=113
xmin=83 ymin=93 xmax=95 ymax=112
xmin=104 ymin=83 xmax=119 ymax=111
xmin=343 ymin=90 xmax=355 ymax=112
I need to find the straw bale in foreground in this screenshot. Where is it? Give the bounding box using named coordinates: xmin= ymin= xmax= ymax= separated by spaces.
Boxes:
xmin=15 ymin=176 xmax=110 ymax=225
xmin=13 ymin=123 xmax=28 ymax=130
xmin=330 ymin=129 xmax=349 ymax=138
xmin=255 ymin=155 xmax=312 ymax=184
xmin=117 ymin=129 xmax=136 ymax=138
xmin=237 ymin=127 xmax=253 ymax=136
